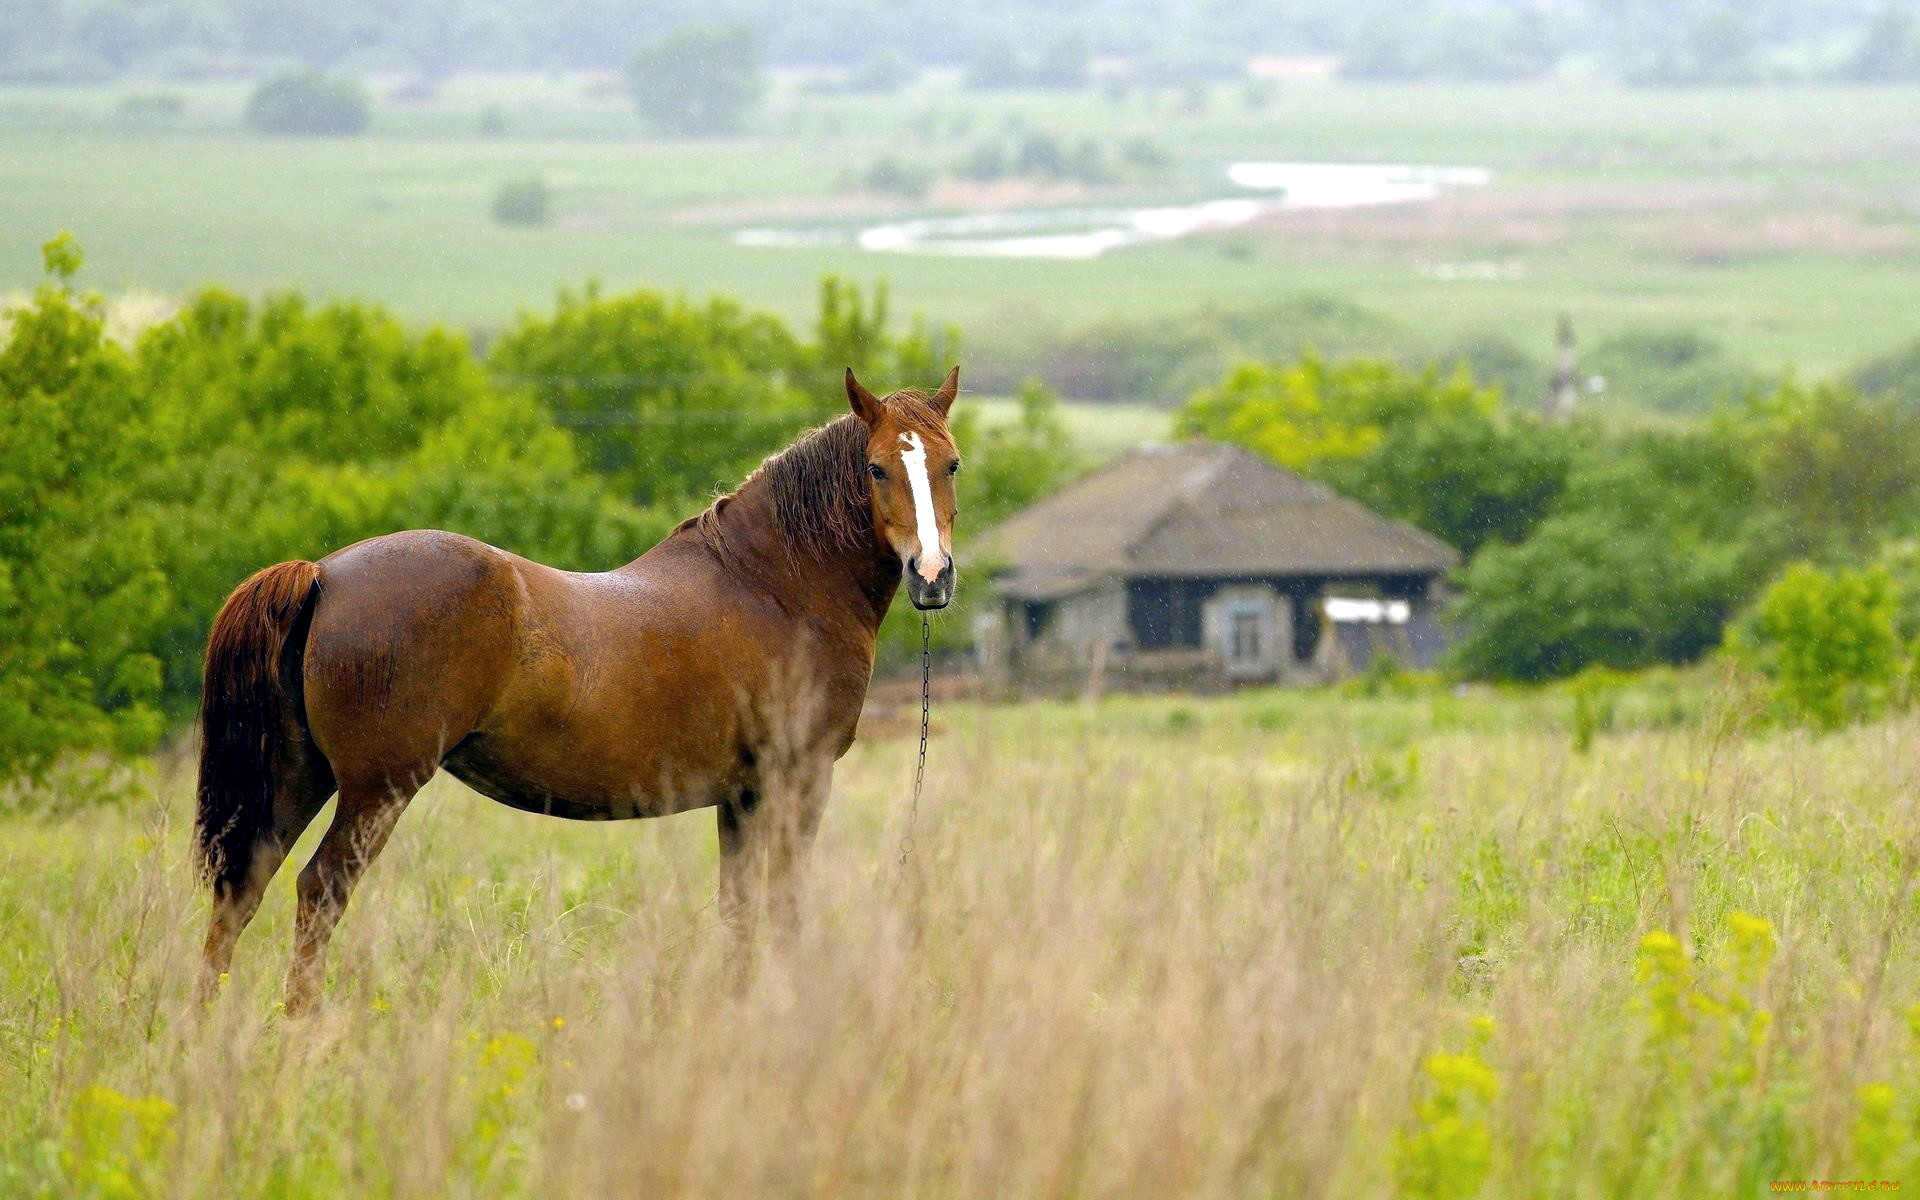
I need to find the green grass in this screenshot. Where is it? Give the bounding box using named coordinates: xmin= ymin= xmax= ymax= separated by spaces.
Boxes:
xmin=4 ymin=76 xmax=1920 ymax=380
xmin=5 ymin=678 xmax=1920 ymax=1195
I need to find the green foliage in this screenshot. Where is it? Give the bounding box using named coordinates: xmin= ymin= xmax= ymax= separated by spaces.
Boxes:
xmin=1721 ymin=377 xmax=1920 ymax=561
xmin=1584 ymin=328 xmax=1754 ymax=416
xmin=1180 ymin=353 xmax=1568 ymax=558
xmin=860 ymin=156 xmax=931 ymax=198
xmin=1177 ymin=354 xmax=1490 ymax=473
xmin=243 ymin=70 xmax=369 ymax=136
xmin=1450 ymin=508 xmax=1757 ymax=684
xmin=624 ymin=23 xmax=763 ymax=137
xmin=812 ymin=276 xmax=955 ymax=390
xmin=0 ymin=237 xmax=168 ymax=779
xmin=1623 ymin=9 xmax=1765 ymax=86
xmin=490 ymin=177 xmax=550 ymax=227
xmin=1344 ymin=6 xmax=1559 ymax=82
xmin=1726 ymin=563 xmax=1902 ymax=730
xmin=951 ymin=378 xmax=1077 ymax=532
xmin=1 ymin=237 xmax=676 ymax=773
xmin=1565 ymin=666 xmax=1627 ymax=755
xmin=1452 ymin=421 xmax=1783 ymax=682
xmin=60 ymin=1084 xmax=175 ymax=1198
xmin=1396 ymin=1018 xmax=1498 ymax=1200
xmin=1322 ymin=410 xmax=1574 ymax=558
xmin=1848 ymin=334 xmax=1920 ymax=404
xmin=488 ymin=281 xmax=813 ymax=506
xmin=992 ymin=296 xmax=1407 ymax=404
xmin=963 ymin=33 xmax=1088 ymax=90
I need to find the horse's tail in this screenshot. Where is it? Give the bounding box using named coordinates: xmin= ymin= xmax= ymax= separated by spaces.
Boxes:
xmin=195 ymin=560 xmax=323 ymax=896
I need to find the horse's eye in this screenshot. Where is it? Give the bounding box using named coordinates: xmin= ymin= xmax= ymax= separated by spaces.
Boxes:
xmin=948 ymin=460 xmax=962 ymax=476
xmin=867 ymin=463 xmax=887 ymax=482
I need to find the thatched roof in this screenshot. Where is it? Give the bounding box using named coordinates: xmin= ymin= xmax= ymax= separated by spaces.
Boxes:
xmin=982 ymin=442 xmax=1460 ymax=602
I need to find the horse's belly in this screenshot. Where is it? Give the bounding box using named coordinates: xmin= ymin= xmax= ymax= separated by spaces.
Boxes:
xmin=441 ymin=733 xmax=729 ymax=821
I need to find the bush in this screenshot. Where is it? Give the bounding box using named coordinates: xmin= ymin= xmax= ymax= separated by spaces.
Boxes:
xmin=1584 ymin=328 xmax=1753 ymax=415
xmin=1726 ymin=564 xmax=1902 ymax=730
xmin=956 ymin=141 xmax=1008 ymax=182
xmin=491 ymin=177 xmax=550 ymax=226
xmin=115 ymin=92 xmax=185 ymax=124
xmin=861 ymin=156 xmax=931 ymax=198
xmin=845 ymin=49 xmax=914 ymax=94
xmin=243 ymin=70 xmax=370 ymax=136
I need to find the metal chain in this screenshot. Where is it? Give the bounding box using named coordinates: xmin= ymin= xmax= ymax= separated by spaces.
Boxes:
xmin=899 ymin=613 xmax=931 ymax=870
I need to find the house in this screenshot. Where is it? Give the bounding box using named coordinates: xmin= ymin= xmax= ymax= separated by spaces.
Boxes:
xmin=975 ymin=441 xmax=1460 ymax=688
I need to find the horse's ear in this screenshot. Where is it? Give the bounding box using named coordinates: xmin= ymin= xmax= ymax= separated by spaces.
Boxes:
xmin=846 ymin=367 xmax=883 ymax=426
xmin=931 ymin=365 xmax=960 ymax=417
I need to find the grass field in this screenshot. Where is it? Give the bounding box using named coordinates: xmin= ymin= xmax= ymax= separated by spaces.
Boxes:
xmin=6 ymin=679 xmax=1920 ymax=1196
xmin=4 ymin=76 xmax=1920 ymax=378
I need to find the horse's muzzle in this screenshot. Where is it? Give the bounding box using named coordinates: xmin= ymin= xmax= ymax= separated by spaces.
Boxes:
xmin=905 ymin=556 xmax=956 ymax=611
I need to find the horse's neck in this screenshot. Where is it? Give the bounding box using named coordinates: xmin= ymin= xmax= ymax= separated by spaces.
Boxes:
xmin=694 ymin=480 xmax=898 ymax=636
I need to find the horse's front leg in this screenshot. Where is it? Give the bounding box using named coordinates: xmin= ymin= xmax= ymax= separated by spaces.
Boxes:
xmin=716 ymin=760 xmax=830 ymax=986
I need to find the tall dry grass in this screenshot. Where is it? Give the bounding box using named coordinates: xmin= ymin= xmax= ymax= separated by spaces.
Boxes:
xmin=5 ymin=687 xmax=1920 ymax=1197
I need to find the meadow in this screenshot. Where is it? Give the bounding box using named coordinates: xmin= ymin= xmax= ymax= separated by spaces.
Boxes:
xmin=6 ymin=678 xmax=1920 ymax=1197
xmin=4 ymin=75 xmax=1919 ymax=376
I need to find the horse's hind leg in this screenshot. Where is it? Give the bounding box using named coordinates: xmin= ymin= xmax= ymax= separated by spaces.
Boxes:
xmin=283 ymin=774 xmax=422 ymax=1016
xmin=197 ymin=752 xmax=334 ymax=1004
xmin=717 ymin=759 xmax=831 ymax=988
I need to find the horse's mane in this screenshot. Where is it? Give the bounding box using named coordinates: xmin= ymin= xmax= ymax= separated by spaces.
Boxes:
xmin=694 ymin=388 xmax=945 ymax=569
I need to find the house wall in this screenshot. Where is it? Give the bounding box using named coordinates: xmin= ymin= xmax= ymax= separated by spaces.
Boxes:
xmin=1199 ymin=583 xmax=1292 ymax=681
xmin=986 ymin=572 xmax=1451 ymax=691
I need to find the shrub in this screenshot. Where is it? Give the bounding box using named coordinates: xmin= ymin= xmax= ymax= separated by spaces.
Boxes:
xmin=956 ymin=141 xmax=1008 ymax=182
xmin=1726 ymin=563 xmax=1902 ymax=730
xmin=1584 ymin=328 xmax=1752 ymax=415
xmin=115 ymin=92 xmax=185 ymax=124
xmin=861 ymin=156 xmax=931 ymax=198
xmin=243 ymin=69 xmax=370 ymax=136
xmin=491 ymin=177 xmax=550 ymax=226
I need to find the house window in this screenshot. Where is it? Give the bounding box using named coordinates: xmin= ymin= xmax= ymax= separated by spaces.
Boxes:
xmin=1022 ymin=601 xmax=1054 ymax=639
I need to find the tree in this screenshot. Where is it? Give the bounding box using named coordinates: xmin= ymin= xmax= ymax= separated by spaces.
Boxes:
xmin=243 ymin=69 xmax=370 ymax=135
xmin=0 ymin=236 xmax=168 ymax=778
xmin=1720 ymin=378 xmax=1920 ymax=561
xmin=1177 ymin=355 xmax=1489 ymax=474
xmin=1450 ymin=426 xmax=1779 ymax=681
xmin=488 ymin=281 xmax=813 ymax=505
xmin=1840 ymin=4 xmax=1920 ymax=82
xmin=624 ymin=23 xmax=764 ymax=137
xmin=1449 ymin=511 xmax=1748 ymax=682
xmin=1320 ymin=411 xmax=1576 ymax=557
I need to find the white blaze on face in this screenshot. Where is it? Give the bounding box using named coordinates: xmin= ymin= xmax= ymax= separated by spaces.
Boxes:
xmin=898 ymin=431 xmax=945 ymax=582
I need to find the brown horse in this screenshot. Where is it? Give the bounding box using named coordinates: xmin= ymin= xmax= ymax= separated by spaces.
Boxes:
xmin=195 ymin=368 xmax=962 ymax=1012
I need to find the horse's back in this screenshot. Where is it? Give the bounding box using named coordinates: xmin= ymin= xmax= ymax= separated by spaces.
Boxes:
xmin=302 ymin=530 xmax=526 ymax=784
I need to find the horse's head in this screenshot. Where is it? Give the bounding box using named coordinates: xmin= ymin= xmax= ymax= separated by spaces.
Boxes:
xmin=845 ymin=366 xmax=961 ymax=611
